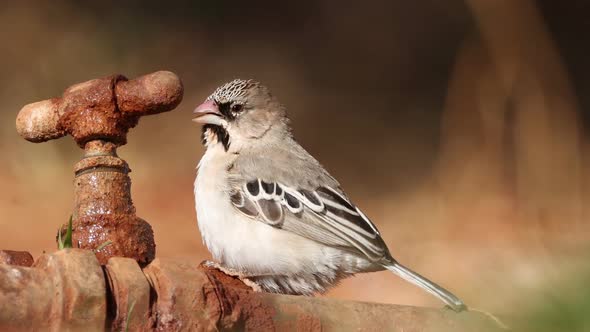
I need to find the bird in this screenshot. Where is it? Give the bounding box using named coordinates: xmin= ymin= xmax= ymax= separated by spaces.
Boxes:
xmin=192 ymin=79 xmax=467 ymax=312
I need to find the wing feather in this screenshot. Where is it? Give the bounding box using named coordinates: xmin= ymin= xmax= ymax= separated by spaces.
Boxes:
xmin=230 ymin=179 xmax=388 ymax=261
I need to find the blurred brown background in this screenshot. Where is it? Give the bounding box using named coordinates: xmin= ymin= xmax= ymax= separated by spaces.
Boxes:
xmin=1 ymin=0 xmax=589 ymax=318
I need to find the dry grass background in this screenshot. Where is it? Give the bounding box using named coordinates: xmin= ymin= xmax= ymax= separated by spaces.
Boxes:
xmin=1 ymin=0 xmax=589 ymax=323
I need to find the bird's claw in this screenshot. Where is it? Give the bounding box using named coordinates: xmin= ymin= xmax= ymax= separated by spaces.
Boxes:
xmin=202 ymin=260 xmax=262 ymax=292
xmin=241 ymin=277 xmax=263 ymax=292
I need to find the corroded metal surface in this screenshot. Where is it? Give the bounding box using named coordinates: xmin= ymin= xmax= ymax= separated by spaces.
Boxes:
xmin=200 ymin=264 xmax=502 ymax=332
xmin=0 ymin=249 xmax=106 ymax=331
xmin=16 ymin=71 xmax=183 ymax=147
xmin=262 ymin=293 xmax=490 ymax=332
xmin=15 ymin=71 xmax=183 ymax=265
xmin=71 ymin=141 xmax=155 ymax=265
xmin=199 ymin=264 xmax=276 ymax=331
xmin=0 ymin=250 xmax=34 ymax=267
xmin=58 ymin=75 xmax=136 ymax=147
xmin=105 ymin=257 xmax=151 ymax=331
xmin=143 ymin=259 xmax=222 ymax=331
xmin=116 ymin=71 xmax=184 ymax=115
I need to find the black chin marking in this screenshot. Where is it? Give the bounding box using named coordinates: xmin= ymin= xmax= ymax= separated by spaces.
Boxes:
xmin=202 ymin=124 xmax=230 ymax=151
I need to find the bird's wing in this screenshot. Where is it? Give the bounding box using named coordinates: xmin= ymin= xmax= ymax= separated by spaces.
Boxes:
xmin=229 ymin=179 xmax=388 ymax=261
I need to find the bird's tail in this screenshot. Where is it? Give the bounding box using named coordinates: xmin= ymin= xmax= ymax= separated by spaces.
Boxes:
xmin=384 ymin=261 xmax=467 ymax=312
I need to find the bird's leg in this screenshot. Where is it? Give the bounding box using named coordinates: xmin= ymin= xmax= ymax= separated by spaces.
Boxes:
xmin=203 ymin=260 xmax=263 ymax=292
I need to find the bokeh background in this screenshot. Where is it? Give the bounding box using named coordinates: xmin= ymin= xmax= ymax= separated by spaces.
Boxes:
xmin=1 ymin=0 xmax=589 ymax=329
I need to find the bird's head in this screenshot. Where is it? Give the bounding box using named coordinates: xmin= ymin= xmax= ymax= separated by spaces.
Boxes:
xmin=193 ymin=79 xmax=288 ymax=151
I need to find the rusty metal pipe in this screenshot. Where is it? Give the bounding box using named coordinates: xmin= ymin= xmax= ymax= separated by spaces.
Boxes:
xmin=1 ymin=252 xmax=503 ymax=331
xmin=144 ymin=260 xmax=504 ymax=332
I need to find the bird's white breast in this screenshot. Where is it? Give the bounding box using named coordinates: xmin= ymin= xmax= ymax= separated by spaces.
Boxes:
xmin=194 ymin=144 xmax=329 ymax=276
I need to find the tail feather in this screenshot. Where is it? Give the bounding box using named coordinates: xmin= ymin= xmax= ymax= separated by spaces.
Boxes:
xmin=385 ymin=262 xmax=467 ymax=312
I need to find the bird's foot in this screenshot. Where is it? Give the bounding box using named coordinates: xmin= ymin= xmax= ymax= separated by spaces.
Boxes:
xmin=241 ymin=277 xmax=263 ymax=292
xmin=203 ymin=260 xmax=247 ymax=277
xmin=203 ymin=260 xmax=263 ymax=292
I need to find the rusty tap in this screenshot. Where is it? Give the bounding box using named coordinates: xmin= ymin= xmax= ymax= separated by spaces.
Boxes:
xmin=15 ymin=71 xmax=184 ymax=265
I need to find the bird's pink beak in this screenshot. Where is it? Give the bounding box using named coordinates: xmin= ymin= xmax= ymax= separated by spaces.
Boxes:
xmin=192 ymin=100 xmax=224 ymax=125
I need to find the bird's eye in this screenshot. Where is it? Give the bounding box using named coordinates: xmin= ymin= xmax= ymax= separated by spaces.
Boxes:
xmin=231 ymin=104 xmax=243 ymax=113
